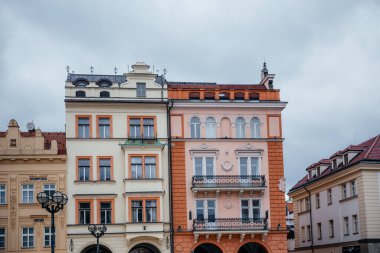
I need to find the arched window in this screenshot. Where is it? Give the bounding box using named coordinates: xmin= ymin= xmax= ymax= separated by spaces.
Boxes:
xmin=219 ymin=92 xmax=230 ymax=100
xmin=205 ymin=117 xmax=216 ymax=138
xmin=73 ymin=79 xmax=89 ymax=87
xmin=250 ymin=117 xmax=261 ymax=138
xmin=100 ymin=91 xmax=110 ymax=98
xmin=189 ymin=92 xmax=200 ymax=100
xmin=234 ymin=92 xmax=244 ymax=100
xmin=249 ymin=92 xmax=259 ymax=100
xmin=190 ymin=117 xmax=201 ymax=138
xmin=75 ymin=90 xmax=86 ymax=97
xmin=96 ymin=79 xmax=112 ymax=87
xmin=235 ymin=117 xmax=246 ymax=138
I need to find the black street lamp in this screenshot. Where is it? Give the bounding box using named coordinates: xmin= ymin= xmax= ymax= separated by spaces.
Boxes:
xmin=37 ymin=191 xmax=68 ymax=253
xmin=88 ymin=224 xmax=107 ymax=253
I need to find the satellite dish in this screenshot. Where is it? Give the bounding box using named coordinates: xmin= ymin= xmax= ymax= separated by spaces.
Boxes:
xmin=27 ymin=122 xmax=35 ymax=131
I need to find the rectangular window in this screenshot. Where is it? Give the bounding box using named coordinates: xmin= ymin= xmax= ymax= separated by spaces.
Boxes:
xmin=252 ymin=199 xmax=260 ymax=219
xmin=327 ymin=188 xmax=332 ymax=204
xmin=344 ymin=216 xmax=349 ymax=235
xmin=10 ymin=139 xmax=16 ymax=147
xmin=239 ymin=157 xmax=260 ymax=175
xmin=351 ymin=180 xmax=357 ymax=196
xmin=317 ymin=222 xmax=322 ymax=240
xmin=0 ymin=228 xmax=4 ymax=248
xmin=241 ymin=200 xmax=249 ymax=221
xmin=43 ymin=184 xmax=55 ymax=196
xmin=78 ymin=158 xmax=91 ymax=181
xmin=329 ymin=220 xmax=334 ymax=238
xmin=344 ymin=154 xmax=349 ymax=164
xmin=145 ymin=200 xmax=157 ymax=222
xmin=301 ymin=226 xmax=305 ymax=242
xmin=79 ymin=202 xmax=91 ymax=224
xmin=305 ymin=197 xmax=310 ymax=211
xmin=342 ymin=183 xmax=347 ymax=199
xmin=22 ymin=184 xmax=34 ymax=203
xmin=98 ymin=116 xmax=111 ymax=138
xmin=333 ymin=159 xmax=337 ymax=169
xmin=100 ymin=202 xmax=112 ymax=224
xmin=77 ymin=116 xmax=90 ymax=138
xmin=22 ymin=227 xmax=34 ymax=248
xmin=307 ymin=225 xmax=311 ymax=241
xmin=352 ymin=214 xmax=358 ymax=234
xmin=129 ymin=117 xmax=155 ymax=139
xmin=195 ymin=199 xmax=216 ymax=221
xmin=99 ymin=158 xmax=111 ymax=181
xmin=0 ymin=185 xmax=5 ymax=204
xmin=44 ymin=227 xmax=52 ymax=247
xmin=240 ymin=199 xmax=260 ymax=220
xmin=132 ymin=200 xmax=143 ymax=222
xmin=194 ymin=157 xmax=214 ymax=176
xmin=315 ymin=193 xmax=320 ymax=209
xmin=130 ymin=155 xmax=157 ymax=179
xmin=136 ymin=83 xmax=146 ymax=97
xmin=316 ymin=167 xmax=321 ymax=176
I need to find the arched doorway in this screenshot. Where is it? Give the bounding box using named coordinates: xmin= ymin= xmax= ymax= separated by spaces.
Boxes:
xmin=238 ymin=242 xmax=268 ymax=253
xmin=129 ymin=243 xmax=160 ymax=253
xmin=81 ymin=244 xmax=112 ymax=253
xmin=194 ymin=243 xmax=223 ymax=253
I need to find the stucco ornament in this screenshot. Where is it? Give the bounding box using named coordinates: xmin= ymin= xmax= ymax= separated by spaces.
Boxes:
xmin=223 ymin=198 xmax=233 ymax=209
xmin=278 ymin=177 xmax=286 ymax=192
xmin=221 ymin=161 xmax=233 ymax=172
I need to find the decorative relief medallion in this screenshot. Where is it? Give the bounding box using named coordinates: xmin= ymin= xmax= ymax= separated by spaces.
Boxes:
xmin=278 ymin=177 xmax=286 ymax=193
xmin=223 ymin=198 xmax=233 ymax=209
xmin=175 ymin=244 xmax=183 ymax=252
xmin=221 ymin=161 xmax=233 ymax=172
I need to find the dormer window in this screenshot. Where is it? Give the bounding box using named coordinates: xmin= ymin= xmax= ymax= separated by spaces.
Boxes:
xmin=136 ymin=83 xmax=146 ymax=97
xmin=316 ymin=167 xmax=321 ymax=176
xmin=189 ymin=92 xmax=200 ymax=100
xmin=100 ymin=91 xmax=110 ymax=98
xmin=332 ymin=159 xmax=337 ymax=170
xmin=73 ymin=79 xmax=89 ymax=87
xmin=308 ymin=170 xmax=312 ymax=180
xmin=96 ymin=79 xmax=112 ymax=88
xmin=10 ymin=139 xmax=16 ymax=147
xmin=76 ymin=91 xmax=86 ymax=97
xmin=344 ymin=154 xmax=349 ymax=165
xmin=204 ymin=92 xmax=215 ymax=100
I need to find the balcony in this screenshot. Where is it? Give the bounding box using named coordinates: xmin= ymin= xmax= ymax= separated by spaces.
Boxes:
xmin=191 ymin=175 xmax=266 ymax=194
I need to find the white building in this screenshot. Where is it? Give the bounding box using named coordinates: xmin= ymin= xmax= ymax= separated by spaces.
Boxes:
xmin=65 ymin=62 xmax=171 ymax=253
xmin=288 ymin=135 xmax=380 ymax=253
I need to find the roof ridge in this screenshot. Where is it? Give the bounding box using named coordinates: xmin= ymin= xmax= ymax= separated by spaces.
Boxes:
xmin=364 ymin=134 xmax=380 ymax=159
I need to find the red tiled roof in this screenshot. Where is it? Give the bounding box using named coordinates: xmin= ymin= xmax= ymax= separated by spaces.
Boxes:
xmin=0 ymin=131 xmax=66 ymax=155
xmin=286 ymin=202 xmax=294 ymax=213
xmin=289 ymin=134 xmax=380 ymax=192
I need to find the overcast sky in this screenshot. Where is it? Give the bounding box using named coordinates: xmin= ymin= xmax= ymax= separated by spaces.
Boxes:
xmin=1 ymin=0 xmax=379 ymax=191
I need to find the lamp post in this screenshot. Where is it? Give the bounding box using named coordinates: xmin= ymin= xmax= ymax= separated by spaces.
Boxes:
xmin=88 ymin=224 xmax=107 ymax=253
xmin=37 ymin=191 xmax=68 ymax=253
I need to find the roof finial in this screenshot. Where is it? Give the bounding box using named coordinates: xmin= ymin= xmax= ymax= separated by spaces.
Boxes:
xmin=261 ymin=60 xmax=268 ymax=80
xmin=90 ymin=66 xmax=94 ymax=74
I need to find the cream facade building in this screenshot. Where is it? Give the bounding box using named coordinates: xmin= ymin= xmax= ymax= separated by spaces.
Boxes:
xmin=65 ymin=62 xmax=171 ymax=253
xmin=0 ymin=119 xmax=67 ymax=252
xmin=288 ymin=135 xmax=380 ymax=253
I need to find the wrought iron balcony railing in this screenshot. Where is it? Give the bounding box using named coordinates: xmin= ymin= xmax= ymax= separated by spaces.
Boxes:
xmin=193 ymin=218 xmax=268 ymax=231
xmin=192 ymin=175 xmax=266 ymax=189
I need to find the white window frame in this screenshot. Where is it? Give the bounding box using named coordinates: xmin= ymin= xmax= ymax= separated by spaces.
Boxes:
xmin=343 ymin=216 xmax=350 ymax=235
xmin=22 ymin=184 xmax=34 ymax=204
xmin=329 ymin=219 xmax=335 ymax=238
xmin=0 ymin=185 xmax=5 ymax=204
xmin=327 ymin=188 xmax=332 ymax=204
xmin=307 ymin=225 xmax=311 ymax=241
xmin=136 ymin=83 xmax=146 ymax=97
xmin=250 ymin=117 xmax=261 ymax=138
xmin=315 ymin=193 xmax=320 ymax=209
xmin=190 ymin=117 xmax=201 ymax=138
xmin=351 ymin=180 xmax=357 ymax=196
xmin=193 ymin=157 xmax=215 ymax=176
xmin=317 ymin=222 xmax=322 ymax=240
xmin=235 ymin=117 xmax=246 ymax=138
xmin=195 ymin=199 xmax=217 ymax=221
xmin=43 ymin=184 xmax=55 ymax=196
xmin=342 ymin=183 xmax=347 ymax=199
xmin=22 ymin=227 xmax=34 ymax=248
xmin=205 ymin=117 xmax=216 ymax=138
xmin=98 ymin=117 xmax=110 ymax=138
xmin=44 ymin=227 xmax=52 ymax=247
xmin=352 ymin=214 xmax=358 ymax=234
xmin=240 ymin=199 xmax=261 ymax=219
xmin=238 ymin=156 xmax=260 ymax=175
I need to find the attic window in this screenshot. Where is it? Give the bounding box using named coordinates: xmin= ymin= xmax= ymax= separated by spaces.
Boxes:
xmin=204 ymin=92 xmax=215 ymax=100
xmin=96 ymin=79 xmax=112 ymax=87
xmin=332 ymin=159 xmax=337 ymax=170
xmin=219 ymin=92 xmax=230 ymax=100
xmin=100 ymin=91 xmax=110 ymax=98
xmin=73 ymin=79 xmax=89 ymax=87
xmin=189 ymin=92 xmax=200 ymax=100
xmin=317 ymin=167 xmax=321 ymax=176
xmin=308 ymin=170 xmax=312 ymax=180
xmin=249 ymin=92 xmax=259 ymax=100
xmin=344 ymin=154 xmax=348 ymax=165
xmin=76 ymin=91 xmax=86 ymax=97
xmin=234 ymin=92 xmax=244 ymax=100
xmin=10 ymin=139 xmax=16 ymax=147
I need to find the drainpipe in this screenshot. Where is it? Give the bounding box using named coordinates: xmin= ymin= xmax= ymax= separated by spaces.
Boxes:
xmin=303 ymin=185 xmax=314 ymax=253
xmin=167 ymin=99 xmax=174 ymax=253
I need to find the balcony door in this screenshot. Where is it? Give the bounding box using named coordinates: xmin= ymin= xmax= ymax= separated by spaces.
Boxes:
xmin=196 ymin=199 xmax=216 ymax=229
xmin=241 ymin=199 xmax=261 ymax=220
xmin=194 ymin=157 xmax=215 ymax=176
xmin=239 ymin=157 xmax=259 ymax=175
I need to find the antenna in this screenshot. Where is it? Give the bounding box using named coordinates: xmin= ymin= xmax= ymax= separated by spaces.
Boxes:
xmin=114 ymin=67 xmax=118 ymax=74
xmin=163 ymin=68 xmax=167 ymax=77
xmin=90 ymin=66 xmax=94 ymax=74
xmin=66 ymin=66 xmax=70 ymax=73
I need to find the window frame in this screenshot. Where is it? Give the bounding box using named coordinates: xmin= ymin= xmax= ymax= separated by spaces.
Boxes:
xmin=238 ymin=156 xmax=260 ymax=175
xmin=352 ymin=214 xmax=358 ymax=234
xmin=96 ymin=115 xmax=113 ymax=138
xmin=128 ymin=197 xmax=160 ymax=223
xmin=240 ymin=199 xmax=261 ymax=220
xmin=76 ymin=115 xmax=92 ymax=138
xmin=76 ymin=199 xmax=94 ymax=224
xmin=250 ymin=117 xmax=261 ymax=138
xmin=76 ymin=156 xmax=92 ymax=182
xmin=0 ymin=228 xmax=5 ymax=249
xmin=317 ymin=222 xmax=322 ymax=240
xmin=44 ymin=227 xmax=52 ymax=247
xmin=43 ymin=184 xmax=56 ymax=196
xmin=21 ymin=227 xmax=34 ymax=248
xmin=205 ymin=117 xmax=217 ymax=138
xmin=128 ymin=116 xmax=156 ymax=139
xmin=351 ymin=180 xmax=357 ymax=196
xmin=327 ymin=188 xmax=332 ymax=204
xmin=329 ymin=219 xmax=335 ymax=238
xmin=136 ymin=83 xmax=146 ymax=97
xmin=343 ymin=216 xmax=350 ymax=235
xmin=235 ymin=117 xmax=246 ymax=138
xmin=193 ymin=156 xmax=216 ymax=176
xmin=306 ymin=225 xmax=311 ymax=241
xmin=129 ymin=154 xmax=159 ymax=179
xmin=342 ymin=183 xmax=347 ymax=199
xmin=0 ymin=185 xmax=5 ymax=204
xmin=98 ymin=199 xmax=115 ymax=224
xmin=190 ymin=117 xmax=201 ymax=138
xmin=21 ymin=184 xmax=34 ymax=204
xmin=315 ymin=193 xmax=320 ymax=209
xmin=195 ymin=199 xmax=217 ymax=221
xmin=97 ymin=156 xmax=113 ymax=181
